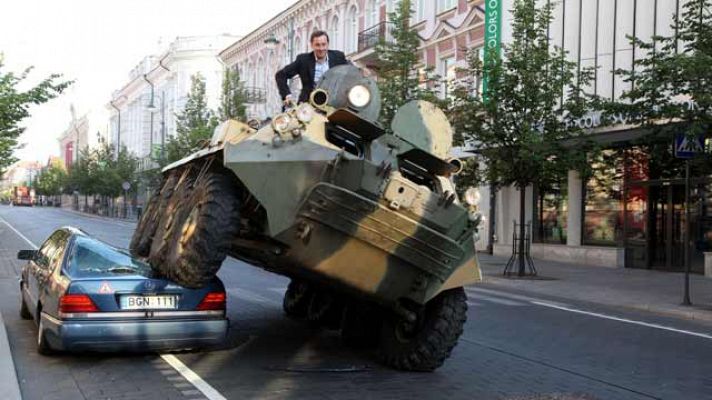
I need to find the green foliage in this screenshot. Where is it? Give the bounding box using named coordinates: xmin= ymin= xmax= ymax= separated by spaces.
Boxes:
xmin=376 ymin=0 xmax=441 ymax=130
xmin=218 ymin=68 xmax=247 ymax=121
xmin=163 ymin=73 xmax=218 ymax=165
xmin=449 ymin=0 xmax=600 ymax=191
xmin=65 ymin=143 xmax=138 ymax=197
xmin=0 ymin=55 xmax=72 ymax=175
xmin=34 ymin=163 xmax=67 ymax=196
xmin=612 ymin=0 xmax=712 ymax=167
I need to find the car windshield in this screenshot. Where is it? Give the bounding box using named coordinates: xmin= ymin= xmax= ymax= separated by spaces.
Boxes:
xmin=67 ymin=236 xmax=153 ymax=277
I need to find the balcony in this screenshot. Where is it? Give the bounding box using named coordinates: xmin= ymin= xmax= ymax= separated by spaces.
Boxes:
xmin=244 ymin=86 xmax=267 ymax=104
xmin=357 ymin=22 xmax=395 ymax=53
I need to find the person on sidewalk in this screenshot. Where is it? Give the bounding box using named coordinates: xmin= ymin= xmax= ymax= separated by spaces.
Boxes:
xmin=275 ymin=30 xmax=349 ymax=107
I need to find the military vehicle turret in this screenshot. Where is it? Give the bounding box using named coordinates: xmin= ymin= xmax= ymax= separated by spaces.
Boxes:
xmin=130 ymin=65 xmax=483 ymax=371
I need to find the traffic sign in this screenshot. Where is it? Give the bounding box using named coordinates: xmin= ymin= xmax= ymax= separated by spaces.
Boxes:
xmin=674 ymin=134 xmax=704 ymax=159
xmin=122 ymin=181 xmax=131 ymax=191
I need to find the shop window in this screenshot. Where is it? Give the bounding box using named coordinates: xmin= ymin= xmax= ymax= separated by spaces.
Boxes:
xmin=534 ymin=176 xmax=568 ymax=244
xmin=584 ymin=150 xmax=624 ymax=246
xmin=437 ymin=0 xmax=456 ymax=13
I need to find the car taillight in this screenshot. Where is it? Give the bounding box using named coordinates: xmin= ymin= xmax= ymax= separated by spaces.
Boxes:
xmin=59 ymin=294 xmax=99 ymax=313
xmin=197 ymin=292 xmax=226 ymax=311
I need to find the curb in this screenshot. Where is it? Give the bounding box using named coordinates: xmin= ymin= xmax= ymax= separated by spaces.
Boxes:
xmin=482 ymin=277 xmax=712 ymax=325
xmin=60 ymin=208 xmax=137 ymax=227
xmin=0 ymin=312 xmax=22 ymax=400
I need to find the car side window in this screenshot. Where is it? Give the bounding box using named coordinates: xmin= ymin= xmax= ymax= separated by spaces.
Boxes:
xmin=48 ymin=234 xmax=70 ymax=273
xmin=37 ymin=231 xmax=66 ymax=270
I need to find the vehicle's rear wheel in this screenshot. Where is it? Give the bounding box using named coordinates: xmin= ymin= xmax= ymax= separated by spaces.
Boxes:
xmin=282 ymin=280 xmax=311 ymax=318
xmin=160 ymin=168 xmax=242 ymax=288
xmin=130 ymin=171 xmax=179 ymax=258
xmin=306 ymin=290 xmax=342 ymax=329
xmin=378 ymin=287 xmax=467 ymax=371
xmin=19 ymin=286 xmax=31 ymax=320
xmin=37 ymin=318 xmax=53 ymax=355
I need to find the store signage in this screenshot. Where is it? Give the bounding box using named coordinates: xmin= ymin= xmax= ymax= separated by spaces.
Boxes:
xmin=483 ymin=0 xmax=502 ymax=98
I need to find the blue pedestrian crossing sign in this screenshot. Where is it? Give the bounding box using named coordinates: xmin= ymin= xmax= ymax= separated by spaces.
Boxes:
xmin=674 ymin=134 xmax=705 ymax=159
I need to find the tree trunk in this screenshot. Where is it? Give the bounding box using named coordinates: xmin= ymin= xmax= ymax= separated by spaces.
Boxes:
xmin=518 ymin=185 xmax=526 ymax=276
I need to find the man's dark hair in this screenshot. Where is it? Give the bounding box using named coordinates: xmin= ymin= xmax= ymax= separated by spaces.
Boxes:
xmin=310 ymin=30 xmax=329 ymax=43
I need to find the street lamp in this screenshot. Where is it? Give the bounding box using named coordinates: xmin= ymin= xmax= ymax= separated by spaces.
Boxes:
xmin=264 ymin=33 xmax=280 ymax=51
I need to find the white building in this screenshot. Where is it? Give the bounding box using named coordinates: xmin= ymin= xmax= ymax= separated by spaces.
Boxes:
xmin=106 ymin=35 xmax=239 ymax=169
xmin=219 ymin=0 xmax=486 ymax=119
xmin=481 ymin=0 xmax=712 ymax=274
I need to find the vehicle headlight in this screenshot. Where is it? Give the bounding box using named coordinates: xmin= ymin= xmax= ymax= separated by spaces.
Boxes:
xmin=468 ymin=210 xmax=484 ymax=225
xmin=347 ymin=84 xmax=371 ymax=108
xmin=464 ymin=187 xmax=481 ymax=207
xmin=272 ymin=113 xmax=292 ymax=133
xmin=296 ymin=103 xmax=314 ymax=123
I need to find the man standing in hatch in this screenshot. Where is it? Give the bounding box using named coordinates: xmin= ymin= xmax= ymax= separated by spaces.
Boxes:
xmin=275 ymin=30 xmax=349 ymax=106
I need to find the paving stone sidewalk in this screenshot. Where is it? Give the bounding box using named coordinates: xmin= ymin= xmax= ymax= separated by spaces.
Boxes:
xmin=477 ymin=253 xmax=712 ymax=325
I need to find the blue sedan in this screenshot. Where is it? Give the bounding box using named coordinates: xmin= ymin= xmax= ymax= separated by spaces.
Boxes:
xmin=18 ymin=227 xmax=228 ymax=354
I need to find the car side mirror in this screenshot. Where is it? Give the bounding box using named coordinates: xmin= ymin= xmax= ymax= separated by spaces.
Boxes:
xmin=17 ymin=250 xmax=38 ymax=261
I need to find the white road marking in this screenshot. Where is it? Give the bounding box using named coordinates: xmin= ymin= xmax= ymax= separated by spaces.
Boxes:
xmin=161 ymin=354 xmax=227 ymax=400
xmin=466 ymin=286 xmax=559 ymax=304
xmin=0 ymin=215 xmax=228 ymax=400
xmin=466 ymin=292 xmax=525 ymax=306
xmin=229 ymin=288 xmax=281 ymax=306
xmin=0 ymin=216 xmax=38 ymax=249
xmin=466 ymin=300 xmax=483 ymax=307
xmin=532 ymin=301 xmax=712 ymax=341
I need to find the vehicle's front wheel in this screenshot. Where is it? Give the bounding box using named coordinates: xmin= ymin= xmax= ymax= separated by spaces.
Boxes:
xmin=282 ymin=280 xmax=311 ymax=318
xmin=378 ymin=287 xmax=467 ymax=371
xmin=19 ymin=287 xmax=31 ymax=320
xmin=37 ymin=318 xmax=53 ymax=355
xmin=160 ymin=169 xmax=242 ymax=288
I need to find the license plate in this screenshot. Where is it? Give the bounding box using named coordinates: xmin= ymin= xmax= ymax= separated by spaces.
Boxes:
xmin=121 ymin=295 xmax=179 ymax=310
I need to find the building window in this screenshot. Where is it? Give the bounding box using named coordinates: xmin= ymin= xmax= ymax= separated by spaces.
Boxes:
xmin=437 ymin=0 xmax=456 ymax=13
xmin=534 ymin=176 xmax=569 ymax=244
xmin=331 ymin=15 xmax=340 ymax=49
xmin=346 ymin=6 xmax=358 ymax=53
xmin=415 ymin=0 xmax=427 ymax=22
xmin=440 ymin=56 xmax=456 ymax=99
xmin=366 ymin=0 xmax=378 ymax=28
xmin=584 ymin=150 xmax=624 ymax=246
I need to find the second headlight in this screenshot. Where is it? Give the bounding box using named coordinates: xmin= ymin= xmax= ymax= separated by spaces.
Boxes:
xmin=272 ymin=113 xmax=292 ymax=133
xmin=347 ymin=84 xmax=371 ymax=108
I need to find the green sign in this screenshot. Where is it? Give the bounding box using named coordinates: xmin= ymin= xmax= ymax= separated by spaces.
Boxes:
xmin=483 ymin=0 xmax=503 ymax=98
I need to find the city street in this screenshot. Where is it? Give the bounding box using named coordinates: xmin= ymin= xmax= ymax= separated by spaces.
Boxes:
xmin=0 ymin=205 xmax=710 ymax=400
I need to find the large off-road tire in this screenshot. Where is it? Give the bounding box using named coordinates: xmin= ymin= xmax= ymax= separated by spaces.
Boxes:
xmin=159 ymin=169 xmax=242 ymax=288
xmin=148 ymin=168 xmax=198 ymax=269
xmin=306 ymin=290 xmax=343 ymax=329
xmin=130 ymin=172 xmax=179 ymax=258
xmin=283 ymin=280 xmax=311 ymax=318
xmin=378 ymin=287 xmax=467 ymax=371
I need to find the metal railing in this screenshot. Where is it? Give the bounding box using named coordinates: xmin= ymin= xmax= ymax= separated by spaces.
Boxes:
xmin=357 ymin=22 xmax=395 ymax=53
xmin=244 ymin=86 xmax=267 ymax=104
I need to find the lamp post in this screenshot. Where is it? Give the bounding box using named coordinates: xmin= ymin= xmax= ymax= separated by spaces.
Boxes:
xmin=264 ymin=34 xmax=280 ymax=116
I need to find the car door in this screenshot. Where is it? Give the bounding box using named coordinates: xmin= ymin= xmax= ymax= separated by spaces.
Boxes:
xmin=27 ymin=230 xmax=66 ymax=316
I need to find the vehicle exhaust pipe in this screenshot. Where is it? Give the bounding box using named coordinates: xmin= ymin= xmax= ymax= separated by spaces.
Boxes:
xmin=448 ymin=158 xmax=464 ymax=175
xmin=309 ymin=89 xmax=329 ymax=110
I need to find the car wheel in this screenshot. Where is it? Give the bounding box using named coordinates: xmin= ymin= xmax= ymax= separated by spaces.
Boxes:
xmin=36 ymin=318 xmax=54 ymax=355
xmin=378 ymin=287 xmax=467 ymax=371
xmin=19 ymin=286 xmax=32 ymax=320
xmin=282 ymin=280 xmax=311 ymax=318
xmin=161 ymin=168 xmax=242 ymax=288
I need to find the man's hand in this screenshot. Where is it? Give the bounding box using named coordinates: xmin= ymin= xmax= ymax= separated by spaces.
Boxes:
xmin=283 ymin=95 xmax=295 ymax=107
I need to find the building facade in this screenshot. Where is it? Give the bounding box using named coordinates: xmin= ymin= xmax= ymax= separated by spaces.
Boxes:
xmin=106 ymin=35 xmax=239 ymax=170
xmin=481 ymin=0 xmax=712 ymax=275
xmin=57 ymin=108 xmax=107 ymax=170
xmin=219 ymin=0 xmax=485 ymax=119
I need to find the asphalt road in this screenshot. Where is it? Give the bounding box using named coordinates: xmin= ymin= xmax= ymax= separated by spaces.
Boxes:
xmin=0 ymin=205 xmax=711 ymax=400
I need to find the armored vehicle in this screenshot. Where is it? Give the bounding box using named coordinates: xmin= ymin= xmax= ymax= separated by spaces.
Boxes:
xmin=130 ymin=65 xmax=483 ymax=371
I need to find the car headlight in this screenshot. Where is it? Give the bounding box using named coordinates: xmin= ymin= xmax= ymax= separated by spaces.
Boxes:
xmin=272 ymin=113 xmax=292 ymax=133
xmin=464 ymin=187 xmax=481 ymax=207
xmin=296 ymin=103 xmax=314 ymax=123
xmin=468 ymin=210 xmax=484 ymax=225
xmin=347 ymin=85 xmax=371 ymax=108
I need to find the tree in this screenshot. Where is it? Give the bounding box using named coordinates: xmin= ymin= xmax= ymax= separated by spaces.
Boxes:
xmin=0 ymin=55 xmax=72 ymax=175
xmin=450 ymin=0 xmax=600 ymax=275
xmin=376 ymin=0 xmax=440 ymax=129
xmin=218 ymin=68 xmax=247 ymax=121
xmin=611 ymin=0 xmax=712 ymax=168
xmin=163 ymin=73 xmax=218 ymax=165
xmin=35 ymin=163 xmax=67 ymax=200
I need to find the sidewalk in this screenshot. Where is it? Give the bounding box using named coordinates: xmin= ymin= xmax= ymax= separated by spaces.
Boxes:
xmin=477 ymin=253 xmax=712 ymax=325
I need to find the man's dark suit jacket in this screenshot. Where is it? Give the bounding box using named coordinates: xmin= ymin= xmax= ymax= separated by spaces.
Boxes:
xmin=275 ymin=50 xmax=349 ymax=103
